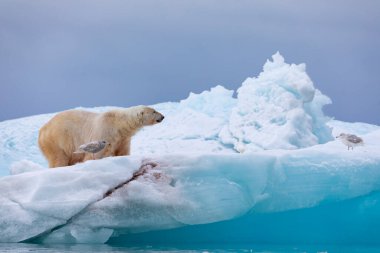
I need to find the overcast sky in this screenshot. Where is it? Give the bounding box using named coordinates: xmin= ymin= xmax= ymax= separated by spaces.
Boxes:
xmin=0 ymin=0 xmax=379 ymax=124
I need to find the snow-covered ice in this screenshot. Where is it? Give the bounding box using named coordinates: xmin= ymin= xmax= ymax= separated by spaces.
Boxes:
xmin=220 ymin=52 xmax=333 ymax=152
xmin=0 ymin=53 xmax=379 ymax=244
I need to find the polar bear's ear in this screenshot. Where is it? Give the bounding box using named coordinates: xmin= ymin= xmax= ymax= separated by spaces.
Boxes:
xmin=139 ymin=111 xmax=144 ymax=120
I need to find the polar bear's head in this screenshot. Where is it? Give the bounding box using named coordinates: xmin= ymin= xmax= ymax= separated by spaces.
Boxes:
xmin=140 ymin=106 xmax=165 ymax=126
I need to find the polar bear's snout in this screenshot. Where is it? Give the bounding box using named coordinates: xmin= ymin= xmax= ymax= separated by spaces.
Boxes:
xmin=156 ymin=114 xmax=165 ymax=123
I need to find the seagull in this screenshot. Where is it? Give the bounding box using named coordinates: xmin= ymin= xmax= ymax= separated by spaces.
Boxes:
xmin=336 ymin=133 xmax=364 ymax=150
xmin=74 ymin=140 xmax=110 ymax=159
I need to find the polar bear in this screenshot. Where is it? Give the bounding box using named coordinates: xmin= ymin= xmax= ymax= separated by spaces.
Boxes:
xmin=38 ymin=106 xmax=164 ymax=168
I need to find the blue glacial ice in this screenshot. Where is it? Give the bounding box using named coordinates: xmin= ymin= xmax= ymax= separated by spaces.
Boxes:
xmin=0 ymin=53 xmax=379 ymax=244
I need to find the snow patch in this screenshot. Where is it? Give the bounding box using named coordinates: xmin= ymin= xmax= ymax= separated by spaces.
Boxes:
xmin=10 ymin=160 xmax=45 ymax=175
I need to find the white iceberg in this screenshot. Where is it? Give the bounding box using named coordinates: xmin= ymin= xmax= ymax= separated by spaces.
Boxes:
xmin=0 ymin=53 xmax=379 ymax=244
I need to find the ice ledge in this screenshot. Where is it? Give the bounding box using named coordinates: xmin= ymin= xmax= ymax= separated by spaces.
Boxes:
xmin=1 ymin=130 xmax=380 ymax=243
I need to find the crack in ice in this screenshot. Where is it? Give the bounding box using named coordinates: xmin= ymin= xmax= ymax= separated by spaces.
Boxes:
xmin=21 ymin=161 xmax=158 ymax=242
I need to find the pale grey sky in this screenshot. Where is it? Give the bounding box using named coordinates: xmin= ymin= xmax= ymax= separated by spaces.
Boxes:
xmin=1 ymin=0 xmax=379 ymax=124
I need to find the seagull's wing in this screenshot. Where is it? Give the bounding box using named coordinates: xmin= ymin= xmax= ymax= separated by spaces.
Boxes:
xmin=86 ymin=142 xmax=102 ymax=152
xmin=347 ymin=135 xmax=363 ymax=144
xmin=78 ymin=144 xmax=87 ymax=151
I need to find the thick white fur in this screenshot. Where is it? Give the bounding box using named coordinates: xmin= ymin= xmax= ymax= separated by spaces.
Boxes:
xmin=38 ymin=106 xmax=164 ymax=168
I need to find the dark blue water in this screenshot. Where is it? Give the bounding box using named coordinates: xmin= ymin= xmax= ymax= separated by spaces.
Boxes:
xmin=0 ymin=244 xmax=380 ymax=253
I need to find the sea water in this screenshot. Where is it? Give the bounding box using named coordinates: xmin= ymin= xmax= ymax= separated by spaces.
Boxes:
xmin=0 ymin=243 xmax=380 ymax=253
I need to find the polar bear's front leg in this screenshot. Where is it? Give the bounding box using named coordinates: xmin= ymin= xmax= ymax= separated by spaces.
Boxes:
xmin=114 ymin=138 xmax=131 ymax=156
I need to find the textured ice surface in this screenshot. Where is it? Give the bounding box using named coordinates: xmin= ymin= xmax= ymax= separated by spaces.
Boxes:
xmin=220 ymin=52 xmax=333 ymax=152
xmin=0 ymin=130 xmax=380 ymax=243
xmin=0 ymin=53 xmax=379 ymax=244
